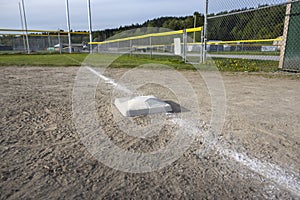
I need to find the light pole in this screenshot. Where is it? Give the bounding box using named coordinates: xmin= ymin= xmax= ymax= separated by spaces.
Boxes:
xmin=21 ymin=0 xmax=30 ymax=54
xmin=65 ymin=0 xmax=72 ymax=53
xmin=87 ymin=0 xmax=93 ymax=53
xmin=18 ymin=2 xmax=27 ymax=52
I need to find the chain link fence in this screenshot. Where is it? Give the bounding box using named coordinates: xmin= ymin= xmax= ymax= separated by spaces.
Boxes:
xmin=91 ymin=27 xmax=204 ymax=63
xmin=0 ymin=30 xmax=90 ymax=54
xmin=204 ymin=0 xmax=300 ymax=71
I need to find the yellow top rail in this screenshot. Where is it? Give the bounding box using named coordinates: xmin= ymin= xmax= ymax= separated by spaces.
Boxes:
xmin=206 ymin=38 xmax=282 ymax=45
xmin=90 ymin=27 xmax=203 ymax=45
xmin=186 ymin=27 xmax=203 ymax=33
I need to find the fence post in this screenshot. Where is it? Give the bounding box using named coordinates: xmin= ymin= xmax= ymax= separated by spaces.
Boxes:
xmin=48 ymin=32 xmax=51 ymax=48
xmin=203 ymin=0 xmax=209 ymax=62
xmin=18 ymin=2 xmax=27 ymax=53
xmin=58 ymin=30 xmax=62 ymax=54
xmin=130 ymin=40 xmax=132 ymax=56
xmin=21 ymin=0 xmax=30 ymax=54
xmin=182 ymin=29 xmax=187 ymax=62
xmin=279 ymin=0 xmax=292 ymax=69
xmin=201 ymin=28 xmax=204 ymax=63
xmin=150 ymin=36 xmax=152 ymax=59
xmin=194 ymin=14 xmax=197 ymax=43
xmin=65 ymin=0 xmax=72 ymax=53
xmin=87 ymin=0 xmax=93 ymax=54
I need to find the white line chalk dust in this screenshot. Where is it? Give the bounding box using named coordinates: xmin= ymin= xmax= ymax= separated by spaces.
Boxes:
xmin=85 ymin=66 xmax=300 ymax=197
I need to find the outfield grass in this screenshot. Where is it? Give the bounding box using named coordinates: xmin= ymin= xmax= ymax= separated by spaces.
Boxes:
xmin=0 ymin=53 xmax=279 ymax=72
xmin=209 ymin=51 xmax=280 ymax=56
xmin=211 ymin=58 xmax=279 ymax=72
xmin=0 ymin=53 xmax=194 ymax=69
xmin=110 ymin=54 xmax=195 ymax=70
xmin=0 ymin=54 xmax=88 ymax=66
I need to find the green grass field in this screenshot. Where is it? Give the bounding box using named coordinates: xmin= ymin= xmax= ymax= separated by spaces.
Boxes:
xmin=0 ymin=54 xmax=88 ymax=66
xmin=0 ymin=53 xmax=279 ymax=72
xmin=208 ymin=51 xmax=280 ymax=56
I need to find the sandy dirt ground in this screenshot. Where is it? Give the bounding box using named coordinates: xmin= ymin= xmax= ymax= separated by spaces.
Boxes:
xmin=0 ymin=66 xmax=299 ymax=199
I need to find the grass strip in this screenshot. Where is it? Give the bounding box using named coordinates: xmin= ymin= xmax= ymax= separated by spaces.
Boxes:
xmin=0 ymin=53 xmax=279 ymax=72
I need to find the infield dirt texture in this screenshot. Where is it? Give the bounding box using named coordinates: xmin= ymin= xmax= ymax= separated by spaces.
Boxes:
xmin=0 ymin=66 xmax=299 ymax=199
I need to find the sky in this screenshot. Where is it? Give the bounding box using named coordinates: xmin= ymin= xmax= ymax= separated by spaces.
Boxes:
xmin=0 ymin=0 xmax=285 ymax=32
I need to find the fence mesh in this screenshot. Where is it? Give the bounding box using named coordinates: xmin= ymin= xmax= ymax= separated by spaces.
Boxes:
xmin=205 ymin=0 xmax=300 ymax=70
xmin=0 ymin=30 xmax=89 ymax=53
xmin=92 ymin=27 xmax=203 ymax=63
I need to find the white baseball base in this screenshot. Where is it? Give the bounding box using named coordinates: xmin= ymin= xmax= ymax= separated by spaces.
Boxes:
xmin=114 ymin=95 xmax=172 ymax=117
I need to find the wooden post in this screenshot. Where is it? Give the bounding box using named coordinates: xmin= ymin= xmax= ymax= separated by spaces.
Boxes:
xmin=279 ymin=0 xmax=292 ymax=69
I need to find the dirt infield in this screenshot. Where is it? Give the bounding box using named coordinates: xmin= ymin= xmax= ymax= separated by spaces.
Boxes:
xmin=0 ymin=66 xmax=299 ymax=199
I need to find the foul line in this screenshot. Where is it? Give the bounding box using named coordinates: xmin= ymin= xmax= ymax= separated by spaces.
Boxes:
xmin=85 ymin=66 xmax=300 ymax=197
xmin=216 ymin=146 xmax=300 ymax=196
xmin=86 ymin=66 xmax=132 ymax=94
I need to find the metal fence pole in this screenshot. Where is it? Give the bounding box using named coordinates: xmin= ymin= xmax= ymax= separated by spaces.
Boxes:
xmin=200 ymin=28 xmax=204 ymax=63
xmin=58 ymin=30 xmax=62 ymax=54
xmin=183 ymin=29 xmax=187 ymax=62
xmin=203 ymin=0 xmax=208 ymax=62
xmin=87 ymin=0 xmax=93 ymax=54
xmin=48 ymin=32 xmax=51 ymax=48
xmin=193 ymin=14 xmax=197 ymax=43
xmin=65 ymin=0 xmax=72 ymax=53
xmin=182 ymin=30 xmax=185 ymax=61
xmin=18 ymin=2 xmax=26 ymax=53
xmin=130 ymin=40 xmax=132 ymax=56
xmin=150 ymin=36 xmax=152 ymax=59
xmin=21 ymin=0 xmax=30 ymax=54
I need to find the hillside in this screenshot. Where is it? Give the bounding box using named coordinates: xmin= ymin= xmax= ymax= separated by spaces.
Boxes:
xmin=91 ymin=12 xmax=204 ymax=42
xmin=89 ymin=4 xmax=285 ymax=43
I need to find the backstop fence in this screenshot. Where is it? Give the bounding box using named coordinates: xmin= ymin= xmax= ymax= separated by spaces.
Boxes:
xmin=205 ymin=0 xmax=300 ymax=71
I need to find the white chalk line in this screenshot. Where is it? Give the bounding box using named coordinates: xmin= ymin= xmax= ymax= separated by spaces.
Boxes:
xmin=86 ymin=66 xmax=133 ymax=94
xmin=85 ymin=66 xmax=300 ymax=196
xmin=217 ymin=147 xmax=300 ymax=196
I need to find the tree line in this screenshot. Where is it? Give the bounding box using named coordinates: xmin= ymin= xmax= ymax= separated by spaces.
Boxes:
xmin=207 ymin=4 xmax=286 ymax=40
xmin=91 ymin=12 xmax=204 ymax=42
